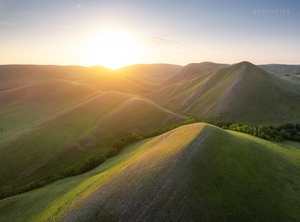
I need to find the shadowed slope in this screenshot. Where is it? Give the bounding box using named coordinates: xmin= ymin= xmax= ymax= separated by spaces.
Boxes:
xmin=151 ymin=61 xmax=300 ymax=124
xmin=1 ymin=123 xmax=300 ymax=221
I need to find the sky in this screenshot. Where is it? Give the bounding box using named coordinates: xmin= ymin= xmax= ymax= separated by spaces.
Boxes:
xmin=0 ymin=0 xmax=300 ymax=69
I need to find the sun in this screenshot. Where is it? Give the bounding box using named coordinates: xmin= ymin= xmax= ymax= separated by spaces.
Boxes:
xmin=81 ymin=28 xmax=141 ymax=69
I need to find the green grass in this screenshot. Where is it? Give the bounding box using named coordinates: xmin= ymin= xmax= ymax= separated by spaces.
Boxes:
xmin=1 ymin=123 xmax=300 ymax=221
xmin=0 ymin=87 xmax=183 ymax=196
xmin=0 ymin=138 xmax=153 ymax=222
xmin=150 ymin=61 xmax=300 ymax=125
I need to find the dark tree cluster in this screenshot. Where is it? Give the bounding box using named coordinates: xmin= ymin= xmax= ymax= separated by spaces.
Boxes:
xmin=220 ymin=123 xmax=300 ymax=142
xmin=113 ymin=133 xmax=142 ymax=151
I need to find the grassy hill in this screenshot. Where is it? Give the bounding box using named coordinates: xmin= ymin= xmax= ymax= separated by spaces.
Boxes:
xmin=117 ymin=63 xmax=182 ymax=83
xmin=260 ymin=64 xmax=300 ymax=82
xmin=1 ymin=123 xmax=300 ymax=221
xmin=0 ymin=72 xmax=184 ymax=197
xmin=150 ymin=61 xmax=300 ymax=124
xmin=0 ymin=65 xmax=154 ymax=95
xmin=164 ymin=61 xmax=229 ymax=84
xmin=0 ymin=65 xmax=114 ymax=91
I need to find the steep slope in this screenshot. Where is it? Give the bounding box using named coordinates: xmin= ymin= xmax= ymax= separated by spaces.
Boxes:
xmin=1 ymin=123 xmax=300 ymax=221
xmin=151 ymin=61 xmax=300 ymax=124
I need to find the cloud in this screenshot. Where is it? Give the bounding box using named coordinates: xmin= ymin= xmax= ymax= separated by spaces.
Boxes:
xmin=0 ymin=20 xmax=12 ymax=26
xmin=148 ymin=36 xmax=178 ymax=45
xmin=76 ymin=4 xmax=81 ymax=9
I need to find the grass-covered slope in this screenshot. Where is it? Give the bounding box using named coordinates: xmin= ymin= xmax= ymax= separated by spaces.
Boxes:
xmin=0 ymin=80 xmax=184 ymax=196
xmin=151 ymin=61 xmax=300 ymax=124
xmin=260 ymin=64 xmax=300 ymax=82
xmin=0 ymin=79 xmax=98 ymax=145
xmin=117 ymin=63 xmax=182 ymax=83
xmin=1 ymin=123 xmax=300 ymax=221
xmin=165 ymin=61 xmax=228 ymax=84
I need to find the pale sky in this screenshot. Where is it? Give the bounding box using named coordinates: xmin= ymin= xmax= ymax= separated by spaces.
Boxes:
xmin=0 ymin=0 xmax=300 ymax=69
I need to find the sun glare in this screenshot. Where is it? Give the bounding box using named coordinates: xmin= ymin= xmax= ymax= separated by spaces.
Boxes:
xmin=81 ymin=28 xmax=141 ymax=69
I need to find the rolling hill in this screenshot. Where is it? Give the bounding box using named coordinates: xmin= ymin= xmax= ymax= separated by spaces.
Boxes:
xmin=150 ymin=61 xmax=300 ymax=124
xmin=1 ymin=123 xmax=300 ymax=221
xmin=117 ymin=63 xmax=182 ymax=83
xmin=0 ymin=74 xmax=184 ymax=197
xmin=1 ymin=62 xmax=300 ymax=221
xmin=260 ymin=64 xmax=300 ymax=82
xmin=0 ymin=65 xmax=113 ymax=91
xmin=164 ymin=61 xmax=229 ymax=84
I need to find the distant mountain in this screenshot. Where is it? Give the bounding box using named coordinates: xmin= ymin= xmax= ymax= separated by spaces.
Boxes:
xmin=2 ymin=123 xmax=300 ymax=221
xmin=150 ymin=61 xmax=300 ymax=124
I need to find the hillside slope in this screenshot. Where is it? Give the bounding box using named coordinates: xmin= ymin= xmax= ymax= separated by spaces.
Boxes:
xmin=117 ymin=64 xmax=182 ymax=83
xmin=0 ymin=80 xmax=184 ymax=195
xmin=150 ymin=61 xmax=300 ymax=124
xmin=260 ymin=64 xmax=300 ymax=82
xmin=165 ymin=61 xmax=228 ymax=84
xmin=1 ymin=123 xmax=300 ymax=221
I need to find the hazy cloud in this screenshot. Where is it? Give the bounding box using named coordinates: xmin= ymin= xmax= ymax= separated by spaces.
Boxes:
xmin=76 ymin=4 xmax=81 ymax=9
xmin=148 ymin=36 xmax=178 ymax=45
xmin=0 ymin=20 xmax=12 ymax=26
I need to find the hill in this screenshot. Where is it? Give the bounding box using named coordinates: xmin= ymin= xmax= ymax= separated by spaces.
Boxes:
xmin=117 ymin=63 xmax=182 ymax=83
xmin=0 ymin=65 xmax=153 ymax=95
xmin=0 ymin=79 xmax=184 ymax=196
xmin=0 ymin=65 xmax=113 ymax=91
xmin=164 ymin=61 xmax=229 ymax=84
xmin=150 ymin=61 xmax=300 ymax=124
xmin=260 ymin=64 xmax=300 ymax=82
xmin=1 ymin=123 xmax=300 ymax=221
